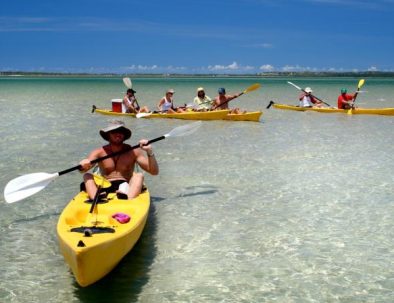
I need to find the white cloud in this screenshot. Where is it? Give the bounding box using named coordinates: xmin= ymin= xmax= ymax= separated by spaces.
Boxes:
xmin=243 ymin=65 xmax=255 ymax=71
xmin=282 ymin=65 xmax=321 ymax=72
xmin=124 ymin=65 xmax=158 ymax=71
xmin=165 ymin=65 xmax=187 ymax=71
xmin=260 ymin=64 xmax=274 ymax=71
xmin=368 ymin=66 xmax=378 ymax=71
xmin=121 ymin=64 xmax=188 ymax=73
xmin=208 ymin=61 xmax=239 ymax=71
xmin=207 ymin=61 xmax=255 ymax=72
xmin=282 ymin=65 xmax=303 ymax=71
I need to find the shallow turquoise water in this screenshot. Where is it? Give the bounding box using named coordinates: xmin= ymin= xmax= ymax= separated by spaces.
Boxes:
xmin=0 ymin=76 xmax=393 ymax=302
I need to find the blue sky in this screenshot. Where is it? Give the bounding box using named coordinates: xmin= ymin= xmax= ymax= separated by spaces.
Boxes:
xmin=1 ymin=0 xmax=394 ymax=74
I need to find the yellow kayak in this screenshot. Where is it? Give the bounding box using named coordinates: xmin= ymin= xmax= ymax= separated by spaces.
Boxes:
xmin=268 ymin=101 xmax=394 ymax=116
xmin=57 ymin=189 xmax=150 ymax=287
xmin=93 ymin=106 xmax=229 ymax=120
xmin=93 ymin=106 xmax=263 ymax=122
xmin=224 ymin=111 xmax=262 ymax=122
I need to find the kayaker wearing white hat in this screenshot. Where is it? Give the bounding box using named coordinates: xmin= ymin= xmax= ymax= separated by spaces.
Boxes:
xmin=79 ymin=120 xmax=159 ymax=200
xmin=193 ymin=87 xmax=213 ymax=111
xmin=299 ymin=87 xmax=323 ymax=108
xmin=157 ymin=89 xmax=185 ymax=113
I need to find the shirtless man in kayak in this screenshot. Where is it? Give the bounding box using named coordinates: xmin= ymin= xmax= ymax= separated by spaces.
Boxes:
xmin=79 ymin=120 xmax=159 ymax=200
xmin=212 ymin=87 xmax=243 ymax=114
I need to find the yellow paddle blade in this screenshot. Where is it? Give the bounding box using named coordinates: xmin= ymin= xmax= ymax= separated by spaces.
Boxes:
xmin=358 ymin=79 xmax=365 ymax=90
xmin=93 ymin=174 xmax=111 ymax=188
xmin=243 ymin=83 xmax=261 ymax=94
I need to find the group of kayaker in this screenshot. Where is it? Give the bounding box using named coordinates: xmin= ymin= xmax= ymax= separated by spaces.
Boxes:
xmin=298 ymin=87 xmax=358 ymax=109
xmin=123 ymin=87 xmax=245 ymax=115
xmin=78 ymin=84 xmax=245 ymax=201
xmin=79 ymin=87 xmax=249 ymax=201
xmin=81 ymin=84 xmax=249 ymax=200
xmin=81 ymin=81 xmax=362 ymax=200
xmin=124 ymin=82 xmax=360 ymax=114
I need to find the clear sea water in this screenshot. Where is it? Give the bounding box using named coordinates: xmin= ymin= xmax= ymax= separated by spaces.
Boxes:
xmin=0 ymin=76 xmax=393 ymax=302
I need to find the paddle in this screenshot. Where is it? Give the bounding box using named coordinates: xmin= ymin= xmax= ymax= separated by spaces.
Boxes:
xmin=136 ymin=112 xmax=153 ymax=118
xmin=122 ymin=77 xmax=142 ymax=110
xmin=347 ymin=79 xmax=365 ymax=115
xmin=122 ymin=77 xmax=133 ymax=90
xmin=89 ymin=175 xmax=111 ymax=214
xmin=212 ymin=83 xmax=261 ymax=110
xmin=353 ymin=79 xmax=365 ymax=105
xmin=4 ymin=121 xmax=202 ymax=203
xmin=287 ymin=81 xmax=332 ymax=108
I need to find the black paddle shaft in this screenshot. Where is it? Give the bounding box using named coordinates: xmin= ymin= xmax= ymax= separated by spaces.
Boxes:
xmin=58 ymin=136 xmax=165 ymax=176
xmin=89 ymin=185 xmax=103 ymax=213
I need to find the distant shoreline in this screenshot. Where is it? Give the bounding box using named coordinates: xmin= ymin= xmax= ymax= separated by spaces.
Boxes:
xmin=1 ymin=71 xmax=394 ymax=78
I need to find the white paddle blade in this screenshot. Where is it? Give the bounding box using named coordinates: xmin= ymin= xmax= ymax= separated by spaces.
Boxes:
xmin=4 ymin=172 xmax=59 ymax=203
xmin=166 ymin=121 xmax=202 ymax=138
xmin=122 ymin=77 xmax=132 ymax=89
xmin=287 ymin=81 xmax=302 ymax=91
xmin=136 ymin=112 xmax=153 ymax=118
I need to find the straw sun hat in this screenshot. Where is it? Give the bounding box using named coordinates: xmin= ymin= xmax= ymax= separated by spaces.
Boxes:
xmin=99 ymin=120 xmax=131 ymax=141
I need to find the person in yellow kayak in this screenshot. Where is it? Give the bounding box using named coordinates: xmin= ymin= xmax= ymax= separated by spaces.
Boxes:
xmin=193 ymin=87 xmax=213 ymax=111
xmin=123 ymin=88 xmax=150 ymax=114
xmin=212 ymin=87 xmax=243 ymax=114
xmin=157 ymin=89 xmax=185 ymax=113
xmin=337 ymin=88 xmax=356 ymax=109
xmin=79 ymin=120 xmax=159 ymax=200
xmin=299 ymin=87 xmax=323 ymax=108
